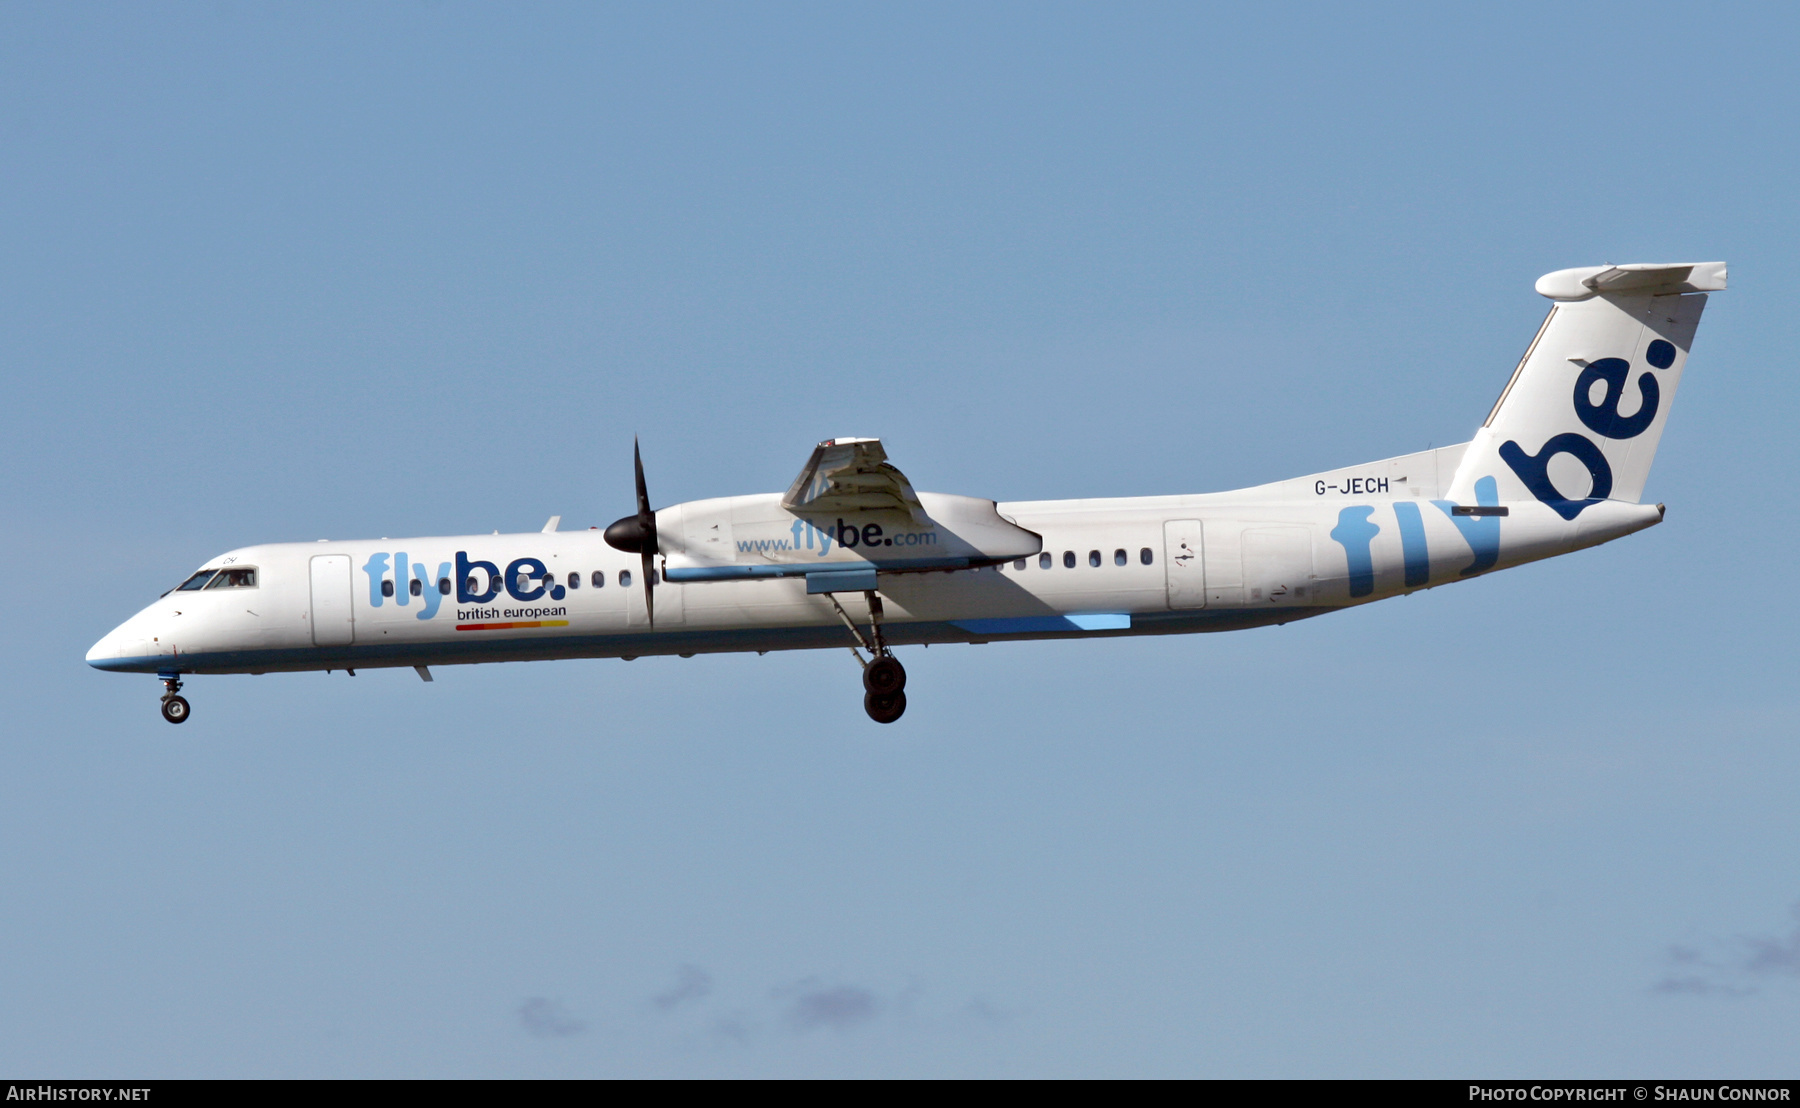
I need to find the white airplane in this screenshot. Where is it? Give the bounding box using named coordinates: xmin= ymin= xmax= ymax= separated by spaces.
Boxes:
xmin=89 ymin=261 xmax=1725 ymax=725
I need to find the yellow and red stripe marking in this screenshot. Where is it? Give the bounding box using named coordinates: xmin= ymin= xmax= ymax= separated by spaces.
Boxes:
xmin=455 ymin=620 xmax=571 ymax=632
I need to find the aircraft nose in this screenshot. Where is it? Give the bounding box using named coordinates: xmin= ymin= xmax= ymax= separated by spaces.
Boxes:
xmin=86 ymin=623 xmax=143 ymax=671
xmin=87 ymin=622 xmax=122 ymax=665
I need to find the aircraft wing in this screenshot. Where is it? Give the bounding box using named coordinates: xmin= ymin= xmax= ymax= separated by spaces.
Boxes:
xmin=661 ymin=436 xmax=1039 ymax=588
xmin=781 ymin=438 xmax=929 ymax=524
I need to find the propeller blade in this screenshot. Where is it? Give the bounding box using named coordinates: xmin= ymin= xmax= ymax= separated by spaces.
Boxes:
xmin=641 ymin=549 xmax=655 ymax=627
xmin=634 ymin=438 xmax=654 ymax=545
xmin=634 ymin=437 xmax=656 ymax=625
xmin=600 ymin=438 xmax=661 ymax=623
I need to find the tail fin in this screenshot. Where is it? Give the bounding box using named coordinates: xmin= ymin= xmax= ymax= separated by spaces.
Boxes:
xmin=1447 ymin=262 xmax=1725 ymax=518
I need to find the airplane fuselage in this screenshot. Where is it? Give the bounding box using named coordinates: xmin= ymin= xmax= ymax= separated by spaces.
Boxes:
xmin=85 ymin=443 xmax=1661 ymax=678
xmin=87 ymin=261 xmax=1721 ymax=724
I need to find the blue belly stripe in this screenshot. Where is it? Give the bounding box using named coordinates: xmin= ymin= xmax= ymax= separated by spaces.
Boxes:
xmin=951 ymin=613 xmax=1130 ymax=635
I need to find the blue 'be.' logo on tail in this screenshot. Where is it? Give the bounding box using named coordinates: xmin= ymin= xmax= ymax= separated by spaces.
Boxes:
xmin=1500 ymin=339 xmax=1677 ymax=520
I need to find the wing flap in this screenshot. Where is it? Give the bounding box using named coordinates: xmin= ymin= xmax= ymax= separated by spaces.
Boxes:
xmin=781 ymin=438 xmax=928 ymax=523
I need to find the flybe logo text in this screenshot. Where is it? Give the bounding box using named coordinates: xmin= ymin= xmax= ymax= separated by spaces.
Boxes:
xmin=1501 ymin=338 xmax=1678 ymax=520
xmin=740 ymin=519 xmax=939 ymax=556
xmin=361 ymin=551 xmax=566 ymax=618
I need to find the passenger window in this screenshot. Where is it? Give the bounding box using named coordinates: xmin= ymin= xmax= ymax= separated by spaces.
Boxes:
xmin=465 ymin=576 xmax=479 ymax=594
xmin=438 ymin=578 xmax=451 ymax=595
xmin=1013 ymin=559 xmax=1027 ymax=570
xmin=1114 ymin=549 xmax=1127 ymax=566
xmin=175 ymin=570 xmax=217 ymax=592
xmin=619 ymin=570 xmax=632 ymax=588
xmin=591 ymin=570 xmax=605 ymax=588
xmin=1088 ymin=550 xmax=1101 ymax=568
xmin=381 ymin=579 xmax=395 ymax=598
xmin=567 ymin=572 xmax=579 ymax=589
xmin=1038 ymin=553 xmax=1052 ymax=569
xmin=409 ymin=578 xmax=422 ymax=596
xmin=1063 ymin=551 xmax=1075 ymax=568
xmin=1141 ymin=547 xmax=1154 ymax=565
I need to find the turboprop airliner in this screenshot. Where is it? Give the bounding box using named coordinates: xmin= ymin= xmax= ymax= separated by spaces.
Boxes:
xmin=89 ymin=261 xmax=1725 ymax=725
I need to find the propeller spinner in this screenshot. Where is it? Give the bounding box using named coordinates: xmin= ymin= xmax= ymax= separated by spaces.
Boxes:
xmin=602 ymin=438 xmax=659 ymax=625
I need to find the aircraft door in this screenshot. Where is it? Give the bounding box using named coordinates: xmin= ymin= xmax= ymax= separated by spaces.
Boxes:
xmin=309 ymin=554 xmax=355 ymax=647
xmin=1163 ymin=519 xmax=1205 ymax=609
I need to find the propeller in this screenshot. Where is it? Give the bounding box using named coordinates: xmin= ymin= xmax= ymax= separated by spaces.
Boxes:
xmin=602 ymin=437 xmax=659 ymax=626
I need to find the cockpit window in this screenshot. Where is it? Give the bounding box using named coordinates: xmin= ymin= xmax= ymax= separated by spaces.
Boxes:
xmin=174 ymin=570 xmax=217 ymax=592
xmin=204 ymin=568 xmax=257 ymax=589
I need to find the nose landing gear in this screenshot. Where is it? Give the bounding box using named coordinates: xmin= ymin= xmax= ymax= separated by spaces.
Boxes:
xmin=822 ymin=590 xmax=909 ymax=724
xmin=158 ymin=674 xmax=190 ymax=724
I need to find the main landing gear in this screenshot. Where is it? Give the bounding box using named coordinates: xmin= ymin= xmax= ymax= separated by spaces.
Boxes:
xmin=863 ymin=655 xmax=906 ymax=725
xmin=823 ymin=591 xmax=908 ymax=724
xmin=158 ymin=673 xmax=190 ymax=725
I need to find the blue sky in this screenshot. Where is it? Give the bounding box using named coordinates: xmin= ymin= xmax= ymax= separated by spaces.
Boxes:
xmin=4 ymin=1 xmax=1799 ymax=1076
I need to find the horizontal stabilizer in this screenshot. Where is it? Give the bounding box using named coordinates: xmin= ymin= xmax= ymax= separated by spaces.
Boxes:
xmin=1535 ymin=262 xmax=1726 ymax=301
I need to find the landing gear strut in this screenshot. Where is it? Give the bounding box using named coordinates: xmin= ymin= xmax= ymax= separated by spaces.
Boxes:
xmin=823 ymin=590 xmax=908 ymax=724
xmin=158 ymin=673 xmax=190 ymax=725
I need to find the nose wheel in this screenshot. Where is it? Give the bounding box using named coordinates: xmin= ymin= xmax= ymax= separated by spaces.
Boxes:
xmin=158 ymin=674 xmax=190 ymax=725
